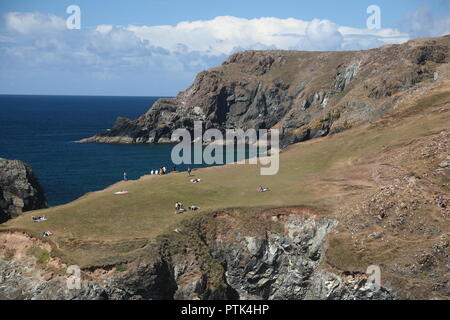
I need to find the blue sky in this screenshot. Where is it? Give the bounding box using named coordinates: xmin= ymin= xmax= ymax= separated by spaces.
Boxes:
xmin=0 ymin=0 xmax=449 ymax=96
xmin=0 ymin=0 xmax=443 ymax=28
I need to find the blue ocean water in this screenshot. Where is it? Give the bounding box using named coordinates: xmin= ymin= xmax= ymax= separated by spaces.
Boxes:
xmin=0 ymin=95 xmax=210 ymax=206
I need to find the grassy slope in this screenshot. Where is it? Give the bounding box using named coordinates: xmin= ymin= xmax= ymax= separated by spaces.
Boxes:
xmin=1 ymin=85 xmax=449 ymax=268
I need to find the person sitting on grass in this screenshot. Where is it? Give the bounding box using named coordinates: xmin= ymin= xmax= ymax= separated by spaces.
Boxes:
xmin=437 ymin=196 xmax=446 ymax=208
xmin=189 ymin=205 xmax=199 ymax=211
xmin=175 ymin=202 xmax=187 ymax=214
xmin=258 ymin=186 xmax=269 ymax=192
xmin=42 ymin=231 xmax=53 ymax=237
xmin=190 ymin=178 xmax=202 ymax=183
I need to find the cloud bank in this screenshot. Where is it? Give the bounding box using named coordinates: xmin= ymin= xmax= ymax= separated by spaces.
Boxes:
xmin=0 ymin=7 xmax=448 ymax=95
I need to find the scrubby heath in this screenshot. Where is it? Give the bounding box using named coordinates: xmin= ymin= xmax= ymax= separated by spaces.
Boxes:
xmin=0 ymin=36 xmax=449 ymax=300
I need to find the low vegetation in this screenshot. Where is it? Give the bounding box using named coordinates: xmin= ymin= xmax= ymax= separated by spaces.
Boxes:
xmin=1 ymin=85 xmax=449 ymax=284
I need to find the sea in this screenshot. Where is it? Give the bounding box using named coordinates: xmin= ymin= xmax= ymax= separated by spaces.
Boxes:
xmin=0 ymin=95 xmax=216 ymax=206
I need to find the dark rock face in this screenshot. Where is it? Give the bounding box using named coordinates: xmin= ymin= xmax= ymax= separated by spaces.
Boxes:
xmin=0 ymin=212 xmax=394 ymax=300
xmin=80 ymin=36 xmax=449 ymax=148
xmin=0 ymin=159 xmax=47 ymax=223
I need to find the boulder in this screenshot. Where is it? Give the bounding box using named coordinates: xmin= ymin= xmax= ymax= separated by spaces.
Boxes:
xmin=0 ymin=158 xmax=47 ymax=223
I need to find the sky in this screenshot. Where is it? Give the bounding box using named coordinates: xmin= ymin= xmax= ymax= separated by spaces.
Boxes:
xmin=0 ymin=0 xmax=449 ymax=96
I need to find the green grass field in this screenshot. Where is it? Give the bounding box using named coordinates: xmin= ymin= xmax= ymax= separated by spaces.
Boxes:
xmin=2 ymin=87 xmax=449 ymax=268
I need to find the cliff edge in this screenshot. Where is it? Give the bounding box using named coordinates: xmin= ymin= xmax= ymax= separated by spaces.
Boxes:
xmin=80 ymin=36 xmax=450 ymax=148
xmin=0 ymin=158 xmax=48 ymax=223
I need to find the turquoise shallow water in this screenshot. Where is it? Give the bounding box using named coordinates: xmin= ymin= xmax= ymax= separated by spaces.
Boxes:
xmin=0 ymin=95 xmax=212 ymax=206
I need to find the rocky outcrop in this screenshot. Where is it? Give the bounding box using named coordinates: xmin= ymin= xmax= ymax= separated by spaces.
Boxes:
xmin=80 ymin=36 xmax=449 ymax=148
xmin=0 ymin=159 xmax=47 ymax=223
xmin=0 ymin=208 xmax=393 ymax=300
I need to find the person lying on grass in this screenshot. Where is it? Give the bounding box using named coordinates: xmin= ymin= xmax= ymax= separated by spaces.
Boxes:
xmin=32 ymin=216 xmax=47 ymax=222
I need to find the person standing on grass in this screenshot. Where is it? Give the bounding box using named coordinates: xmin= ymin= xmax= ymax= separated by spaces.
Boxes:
xmin=188 ymin=167 xmax=192 ymax=176
xmin=123 ymin=172 xmax=128 ymax=181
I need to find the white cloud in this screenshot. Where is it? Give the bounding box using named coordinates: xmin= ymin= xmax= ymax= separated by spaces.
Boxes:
xmin=95 ymin=24 xmax=113 ymax=35
xmin=300 ymin=19 xmax=344 ymax=51
xmin=4 ymin=12 xmax=66 ymax=35
xmin=0 ymin=12 xmax=422 ymax=95
xmin=127 ymin=16 xmax=408 ymax=55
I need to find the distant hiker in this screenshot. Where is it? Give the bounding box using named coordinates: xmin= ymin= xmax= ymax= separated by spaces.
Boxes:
xmin=173 ymin=165 xmax=177 ymax=172
xmin=188 ymin=167 xmax=192 ymax=176
xmin=151 ymin=170 xmax=154 ymax=175
xmin=162 ymin=166 xmax=167 ymax=174
xmin=123 ymin=172 xmax=128 ymax=181
xmin=155 ymin=169 xmax=159 ymax=175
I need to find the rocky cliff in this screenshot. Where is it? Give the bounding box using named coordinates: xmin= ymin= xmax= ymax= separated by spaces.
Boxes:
xmin=80 ymin=36 xmax=449 ymax=148
xmin=0 ymin=159 xmax=47 ymax=223
xmin=0 ymin=208 xmax=392 ymax=300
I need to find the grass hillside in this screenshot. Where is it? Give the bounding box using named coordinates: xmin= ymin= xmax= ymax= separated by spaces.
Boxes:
xmin=2 ymin=77 xmax=449 ymax=272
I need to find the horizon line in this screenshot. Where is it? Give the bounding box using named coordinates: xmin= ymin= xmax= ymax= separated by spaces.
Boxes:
xmin=0 ymin=93 xmax=174 ymax=98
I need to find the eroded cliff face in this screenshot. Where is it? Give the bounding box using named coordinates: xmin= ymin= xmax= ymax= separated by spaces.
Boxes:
xmin=0 ymin=209 xmax=393 ymax=300
xmin=80 ymin=36 xmax=449 ymax=148
xmin=0 ymin=159 xmax=47 ymax=223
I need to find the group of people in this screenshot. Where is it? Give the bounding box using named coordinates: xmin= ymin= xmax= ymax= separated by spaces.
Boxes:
xmin=30 ymin=215 xmax=53 ymax=237
xmin=151 ymin=166 xmax=167 ymax=175
xmin=175 ymin=202 xmax=199 ymax=214
xmin=122 ymin=165 xmax=193 ymax=181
